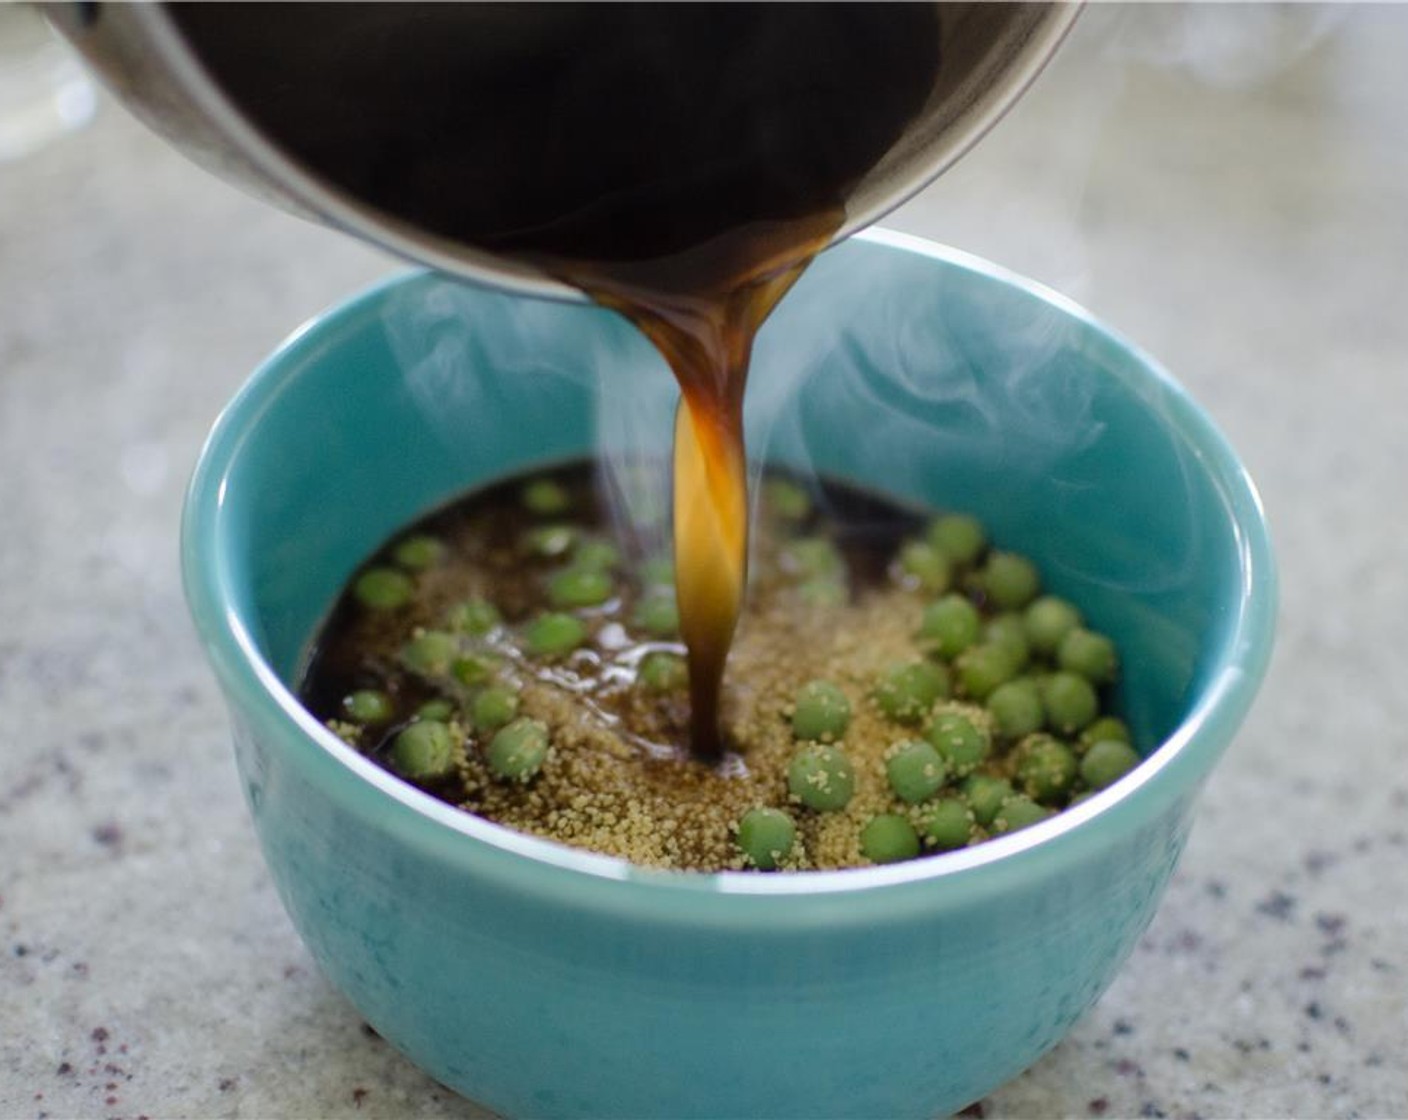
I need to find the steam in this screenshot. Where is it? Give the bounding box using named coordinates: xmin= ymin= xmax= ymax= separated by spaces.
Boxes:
xmin=376 ymin=245 xmax=1220 ymax=655
xmin=1110 ymin=3 xmax=1347 ymax=90
xmin=746 ymin=240 xmax=1103 ymax=511
xmin=379 ymin=277 xmax=678 ymax=561
xmin=375 ymin=232 xmax=1114 ymax=591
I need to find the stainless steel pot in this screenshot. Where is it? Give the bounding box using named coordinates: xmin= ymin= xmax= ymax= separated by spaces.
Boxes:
xmin=48 ymin=2 xmax=1078 ymax=300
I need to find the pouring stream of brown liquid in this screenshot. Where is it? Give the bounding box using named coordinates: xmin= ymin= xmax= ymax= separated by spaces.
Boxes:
xmin=574 ymin=215 xmax=838 ymax=757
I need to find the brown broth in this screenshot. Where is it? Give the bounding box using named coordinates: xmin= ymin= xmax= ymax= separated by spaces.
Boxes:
xmin=297 ymin=461 xmax=1132 ymax=871
xmin=299 ymin=462 xmax=924 ymax=763
xmin=298 ymin=463 xmax=938 ymax=869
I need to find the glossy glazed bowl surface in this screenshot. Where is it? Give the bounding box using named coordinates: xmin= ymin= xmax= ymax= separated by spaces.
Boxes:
xmin=182 ymin=231 xmax=1275 ymax=1118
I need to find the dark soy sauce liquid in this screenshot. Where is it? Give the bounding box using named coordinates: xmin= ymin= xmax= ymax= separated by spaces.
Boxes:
xmin=172 ymin=3 xmax=943 ymax=757
xmin=298 ymin=462 xmax=925 ymax=775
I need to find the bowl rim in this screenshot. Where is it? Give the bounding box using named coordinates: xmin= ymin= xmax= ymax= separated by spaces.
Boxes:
xmin=181 ymin=228 xmax=1277 ymax=903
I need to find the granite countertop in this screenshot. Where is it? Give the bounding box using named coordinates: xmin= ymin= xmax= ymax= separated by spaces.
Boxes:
xmin=2 ymin=6 xmax=1404 ymax=1118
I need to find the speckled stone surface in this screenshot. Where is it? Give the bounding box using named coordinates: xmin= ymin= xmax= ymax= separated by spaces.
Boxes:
xmin=2 ymin=6 xmax=1405 ymax=1118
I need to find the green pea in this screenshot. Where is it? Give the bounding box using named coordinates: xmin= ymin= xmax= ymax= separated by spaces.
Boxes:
xmin=1080 ymin=716 xmax=1131 ymax=749
xmin=342 ymin=689 xmax=394 ymax=724
xmin=898 ymin=541 xmax=952 ymax=593
xmin=524 ymin=612 xmax=587 ymax=658
xmin=415 ymin=698 xmax=455 ymax=722
xmin=391 ymin=720 xmax=456 ymax=780
xmin=873 ymin=661 xmax=950 ymax=725
xmin=1024 ymin=595 xmax=1082 ymax=657
xmin=764 ymin=477 xmax=812 ymax=523
xmin=392 ymin=534 xmax=445 ymax=571
xmin=548 ymin=567 xmax=614 ymax=609
xmin=631 ymin=593 xmax=679 ymax=638
xmin=860 ymin=813 xmax=921 ymax=864
xmin=787 ymin=744 xmax=856 ymax=811
xmin=1058 ymin=628 xmax=1119 ymax=684
xmin=1081 ymin=739 xmax=1141 ymax=790
xmin=639 ymin=554 xmax=675 ymax=588
xmin=984 ymin=613 xmax=1031 ymax=668
xmin=353 ymin=567 xmax=413 ymax=610
xmin=917 ymin=594 xmax=981 ymax=660
xmin=954 ymin=643 xmax=1020 ymax=701
xmin=486 ymin=717 xmax=549 ymax=782
xmin=783 ymin=538 xmax=844 ymax=581
xmin=797 ymin=579 xmax=847 ymax=608
xmin=522 ymin=524 xmax=577 ymax=559
xmin=736 ymin=807 xmax=797 ymax=870
xmin=572 ymin=537 xmax=621 ymax=573
xmin=445 ymin=597 xmax=501 ymax=636
xmin=986 ymin=678 xmax=1044 ymax=739
xmin=982 ymin=551 xmax=1041 ymax=611
xmin=638 ymin=651 xmax=687 ymax=692
xmin=521 ymin=477 xmax=570 ymax=517
xmin=927 ymin=513 xmax=987 ymax=567
xmin=790 ymin=680 xmax=852 ymax=742
xmin=1015 ymin=734 xmax=1079 ymax=803
xmin=961 ymin=774 xmax=1013 ymax=827
xmin=452 ymin=652 xmax=501 ymax=688
xmin=925 ymin=711 xmax=990 ymax=777
xmin=992 ymin=794 xmax=1054 ymax=834
xmin=885 ymin=739 xmax=948 ymax=804
xmin=471 ymin=685 xmax=520 ymax=732
xmin=924 ymin=798 xmax=974 ymax=851
xmin=1041 ymin=671 xmax=1099 ymax=735
xmin=401 ymin=630 xmax=459 ymax=677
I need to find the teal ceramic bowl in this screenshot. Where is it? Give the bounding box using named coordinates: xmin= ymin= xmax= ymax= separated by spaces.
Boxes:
xmin=182 ymin=231 xmax=1275 ymax=1118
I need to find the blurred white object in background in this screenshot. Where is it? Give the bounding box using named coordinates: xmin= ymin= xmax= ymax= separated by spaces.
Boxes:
xmin=0 ymin=3 xmax=94 ymax=162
